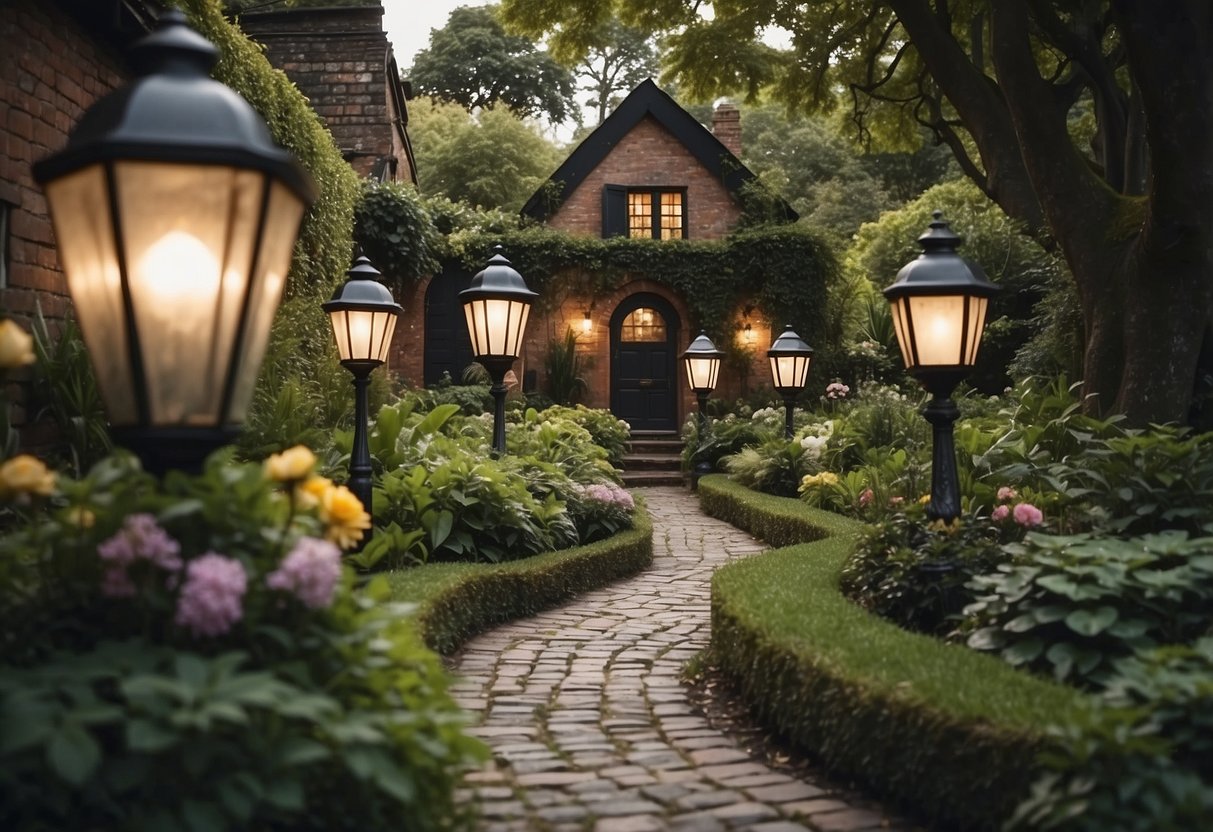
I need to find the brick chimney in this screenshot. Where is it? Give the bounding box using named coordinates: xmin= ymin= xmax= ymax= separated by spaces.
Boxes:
xmin=712 ymin=101 xmax=741 ymax=157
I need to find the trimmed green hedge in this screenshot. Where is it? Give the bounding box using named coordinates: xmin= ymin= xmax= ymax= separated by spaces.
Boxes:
xmin=388 ymin=505 xmax=653 ymax=654
xmin=699 ymin=475 xmax=1089 ymax=830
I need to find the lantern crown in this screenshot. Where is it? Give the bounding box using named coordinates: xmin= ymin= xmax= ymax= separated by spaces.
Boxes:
xmin=32 ymin=10 xmax=315 ymax=203
xmin=324 ymin=255 xmax=402 ymax=311
xmin=767 ymin=325 xmax=814 ymax=359
xmin=882 ymin=211 xmax=998 ymax=299
xmin=460 ymin=246 xmax=539 ymax=303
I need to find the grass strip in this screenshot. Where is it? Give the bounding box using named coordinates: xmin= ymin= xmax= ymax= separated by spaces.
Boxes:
xmin=699 ymin=474 xmax=1088 ymax=830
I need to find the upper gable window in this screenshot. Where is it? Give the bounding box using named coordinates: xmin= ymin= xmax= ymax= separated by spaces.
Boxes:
xmin=603 ymin=185 xmax=687 ymax=239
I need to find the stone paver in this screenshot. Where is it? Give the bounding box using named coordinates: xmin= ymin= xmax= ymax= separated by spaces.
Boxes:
xmin=451 ymin=487 xmax=918 ymax=831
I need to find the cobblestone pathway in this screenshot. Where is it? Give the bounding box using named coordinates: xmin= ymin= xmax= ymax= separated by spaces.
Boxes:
xmin=450 ymin=487 xmax=915 ymax=832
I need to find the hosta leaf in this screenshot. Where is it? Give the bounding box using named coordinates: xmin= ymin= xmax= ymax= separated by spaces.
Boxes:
xmin=1002 ymin=638 xmax=1044 ymax=665
xmin=1065 ymin=606 xmax=1119 ymax=636
xmin=1004 ymin=613 xmax=1040 ymax=633
xmin=47 ymin=721 xmax=100 ymax=786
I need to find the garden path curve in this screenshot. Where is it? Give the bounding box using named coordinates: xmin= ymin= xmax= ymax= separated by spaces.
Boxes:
xmin=450 ymin=486 xmax=916 ymax=832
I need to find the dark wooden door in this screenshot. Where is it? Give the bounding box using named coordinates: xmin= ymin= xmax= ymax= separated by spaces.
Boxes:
xmin=611 ymin=293 xmax=680 ymax=431
xmin=423 ymin=263 xmax=474 ymax=386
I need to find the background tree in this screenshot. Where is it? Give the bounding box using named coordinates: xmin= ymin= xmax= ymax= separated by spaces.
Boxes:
xmin=409 ymin=4 xmax=578 ymax=124
xmin=408 ymin=97 xmax=564 ymax=212
xmin=568 ymin=18 xmax=660 ymax=125
xmin=502 ymin=0 xmax=1213 ymax=426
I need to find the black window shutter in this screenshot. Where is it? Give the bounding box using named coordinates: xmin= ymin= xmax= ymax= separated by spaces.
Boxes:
xmin=602 ymin=184 xmax=627 ymax=238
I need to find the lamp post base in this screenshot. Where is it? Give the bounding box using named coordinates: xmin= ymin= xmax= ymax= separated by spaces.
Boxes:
xmin=114 ymin=425 xmax=239 ymax=477
xmin=480 ymin=357 xmax=515 ymax=457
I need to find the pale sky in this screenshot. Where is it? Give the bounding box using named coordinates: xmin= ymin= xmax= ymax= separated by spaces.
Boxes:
xmin=382 ymin=0 xmax=491 ymax=75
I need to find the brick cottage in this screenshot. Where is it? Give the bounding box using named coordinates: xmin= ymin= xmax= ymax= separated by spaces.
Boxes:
xmin=391 ymin=79 xmax=796 ymax=433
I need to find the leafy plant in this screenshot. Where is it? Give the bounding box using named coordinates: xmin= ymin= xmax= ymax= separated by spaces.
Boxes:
xmin=0 ymin=449 xmax=483 ymax=831
xmin=1009 ymin=638 xmax=1213 ymax=831
xmin=29 ymin=306 xmax=111 ymax=476
xmin=962 ymin=531 xmax=1213 ymax=687
xmin=544 ymin=327 xmax=588 ymax=405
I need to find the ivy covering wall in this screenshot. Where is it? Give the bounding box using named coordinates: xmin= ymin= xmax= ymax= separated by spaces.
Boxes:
xmin=354 ymin=181 xmax=843 ymax=373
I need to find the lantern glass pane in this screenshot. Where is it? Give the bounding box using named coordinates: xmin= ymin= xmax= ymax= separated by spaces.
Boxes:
xmin=770 ymin=355 xmax=809 ymax=390
xmin=228 ymin=180 xmax=306 ymax=422
xmin=463 ymin=297 xmax=530 ymax=358
xmin=963 ymin=295 xmax=989 ymax=365
xmin=116 ymin=161 xmax=262 ymax=425
xmin=906 ymin=294 xmax=968 ymax=366
xmin=43 ymin=164 xmax=137 ymax=424
xmin=331 ymin=308 xmax=397 ymax=364
xmin=685 ymin=356 xmax=719 ymax=391
xmin=890 ymin=297 xmax=914 ymax=369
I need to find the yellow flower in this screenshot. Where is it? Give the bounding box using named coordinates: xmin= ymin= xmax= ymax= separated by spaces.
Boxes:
xmin=0 ymin=455 xmax=56 ymax=500
xmin=918 ymin=494 xmax=932 ymax=505
xmin=67 ymin=506 xmax=96 ymax=528
xmin=0 ymin=319 xmax=35 ymax=369
xmin=320 ymin=484 xmax=371 ymax=550
xmin=265 ymin=445 xmax=316 ymax=483
xmin=927 ymin=518 xmax=962 ymax=535
xmin=295 ymin=474 xmax=333 ymax=510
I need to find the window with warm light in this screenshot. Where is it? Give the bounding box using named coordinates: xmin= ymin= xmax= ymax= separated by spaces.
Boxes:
xmin=625 ymin=189 xmax=685 ymax=239
xmin=620 ymin=308 xmax=667 ymax=342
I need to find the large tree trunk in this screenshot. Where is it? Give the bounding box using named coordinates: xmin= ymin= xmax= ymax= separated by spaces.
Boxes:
xmin=987 ymin=0 xmax=1213 ymax=425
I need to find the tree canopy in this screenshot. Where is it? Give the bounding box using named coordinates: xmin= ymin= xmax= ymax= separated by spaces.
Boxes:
xmin=409 ymin=4 xmax=578 ymax=124
xmin=407 ymin=96 xmax=564 ymax=212
xmin=566 ymin=18 xmax=660 ymax=125
xmin=502 ymin=0 xmax=1213 ymax=426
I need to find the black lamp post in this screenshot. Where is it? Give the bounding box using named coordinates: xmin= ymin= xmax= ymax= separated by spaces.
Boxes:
xmin=324 ymin=255 xmax=402 ymax=526
xmin=32 ymin=10 xmax=315 ymax=475
xmin=682 ymin=331 xmax=723 ymax=485
xmin=767 ymin=325 xmax=814 ymax=440
xmin=884 ymin=211 xmax=998 ymax=521
xmin=460 ymin=247 xmax=537 ymax=456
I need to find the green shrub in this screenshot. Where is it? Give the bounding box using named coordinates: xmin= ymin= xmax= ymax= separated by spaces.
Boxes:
xmin=841 ymin=508 xmax=1013 ymax=636
xmin=962 ymin=531 xmax=1213 ymax=688
xmin=0 ymin=451 xmax=482 ymax=832
xmin=699 ymin=476 xmax=1085 ymax=830
xmin=390 ymin=504 xmax=653 ymax=654
xmin=538 ymin=404 xmax=630 ymax=469
xmin=722 ymin=437 xmax=812 ymax=498
xmin=543 ymin=327 xmax=588 ymax=406
xmin=1009 ymin=638 xmax=1213 ymax=830
xmin=354 ymin=180 xmax=441 ymax=289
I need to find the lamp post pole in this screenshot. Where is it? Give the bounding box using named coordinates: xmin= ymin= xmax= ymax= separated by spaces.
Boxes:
xmin=767 ymin=325 xmax=814 ymax=441
xmin=460 ymin=248 xmax=536 ymax=458
xmin=884 ymin=212 xmax=998 ymax=522
xmin=682 ymin=331 xmax=723 ymax=489
xmin=324 ymin=254 xmax=403 ymax=543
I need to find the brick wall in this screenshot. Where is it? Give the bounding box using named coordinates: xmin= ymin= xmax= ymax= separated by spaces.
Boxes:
xmin=0 ymin=0 xmax=130 ymax=325
xmin=238 ymin=5 xmax=413 ymax=182
xmin=711 ymin=102 xmax=742 ymax=158
xmin=546 ymin=115 xmax=743 ymax=240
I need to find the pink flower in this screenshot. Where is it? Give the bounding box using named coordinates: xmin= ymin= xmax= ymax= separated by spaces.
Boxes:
xmin=997 ymin=486 xmax=1018 ymax=503
xmin=175 ymin=553 xmax=247 ymax=637
xmin=266 ymin=537 xmax=342 ymax=609
xmin=581 ymin=482 xmax=635 ymax=511
xmin=889 ymin=496 xmax=905 ymax=506
xmin=991 ymin=505 xmax=1010 ymax=522
xmin=858 ymin=488 xmax=874 ymax=507
xmin=826 ymin=382 xmax=851 ymax=400
xmin=1013 ymin=503 xmax=1044 ymax=527
xmin=98 ymin=513 xmax=182 ymax=572
xmin=100 ymin=567 xmax=137 ymax=598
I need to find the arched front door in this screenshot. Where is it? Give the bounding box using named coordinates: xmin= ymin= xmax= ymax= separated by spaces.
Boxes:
xmin=611 ymin=293 xmax=680 ymax=431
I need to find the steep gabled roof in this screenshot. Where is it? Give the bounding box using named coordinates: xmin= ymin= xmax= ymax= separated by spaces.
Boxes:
xmin=520 ymin=79 xmax=797 ymax=222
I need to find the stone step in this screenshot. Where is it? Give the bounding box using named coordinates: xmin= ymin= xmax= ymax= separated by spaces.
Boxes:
xmin=621 ymin=470 xmax=687 ymax=487
xmin=628 ymin=439 xmax=684 ymax=455
xmin=622 ymin=453 xmax=683 ymax=471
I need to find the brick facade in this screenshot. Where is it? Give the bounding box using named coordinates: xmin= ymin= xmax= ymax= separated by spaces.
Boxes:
xmin=546 ymin=114 xmax=743 ymax=241
xmin=238 ymin=4 xmax=415 ymax=183
xmin=0 ymin=0 xmax=132 ymax=325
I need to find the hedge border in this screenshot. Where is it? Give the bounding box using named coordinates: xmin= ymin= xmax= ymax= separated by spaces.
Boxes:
xmin=387 ymin=504 xmax=653 ymax=655
xmin=699 ymin=475 xmax=1088 ymax=830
